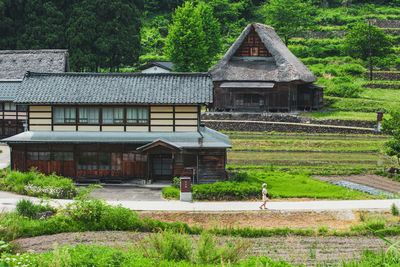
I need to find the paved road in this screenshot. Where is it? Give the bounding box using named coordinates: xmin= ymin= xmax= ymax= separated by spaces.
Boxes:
xmin=1 ymin=190 xmax=400 ymax=212
xmin=90 ymin=185 xmax=164 ymax=201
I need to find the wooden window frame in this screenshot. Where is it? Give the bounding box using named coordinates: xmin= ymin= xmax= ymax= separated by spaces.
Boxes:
xmin=53 ymin=106 xmax=76 ymax=125
xmin=77 ymin=107 xmax=100 ymax=125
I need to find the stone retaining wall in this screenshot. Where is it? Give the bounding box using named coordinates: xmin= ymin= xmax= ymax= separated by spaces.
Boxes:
xmin=202 ymin=112 xmax=377 ymax=128
xmin=366 ymin=19 xmax=400 ymax=29
xmin=205 ymin=120 xmax=376 ymax=135
xmin=362 ymin=83 xmax=400 ymax=89
xmin=364 ymin=72 xmax=400 ymax=81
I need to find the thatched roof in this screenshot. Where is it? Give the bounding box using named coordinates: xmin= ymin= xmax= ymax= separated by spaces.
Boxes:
xmin=0 ymin=50 xmax=69 ymax=80
xmin=210 ymin=23 xmax=316 ymax=83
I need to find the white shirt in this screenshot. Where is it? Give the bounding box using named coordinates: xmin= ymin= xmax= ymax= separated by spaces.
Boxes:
xmin=262 ymin=188 xmax=267 ymax=196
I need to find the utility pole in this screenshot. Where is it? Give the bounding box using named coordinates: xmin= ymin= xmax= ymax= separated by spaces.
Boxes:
xmin=369 ymin=21 xmax=373 ymax=81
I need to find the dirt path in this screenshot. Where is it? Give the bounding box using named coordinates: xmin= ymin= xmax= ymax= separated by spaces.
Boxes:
xmin=313 ymin=174 xmax=400 ymax=194
xmin=13 ymin=231 xmax=398 ymax=266
xmin=138 ymin=210 xmax=358 ymax=231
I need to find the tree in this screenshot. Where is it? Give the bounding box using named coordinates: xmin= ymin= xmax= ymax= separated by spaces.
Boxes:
xmin=165 ymin=1 xmax=221 ymax=72
xmin=20 ymin=0 xmax=66 ymax=49
xmin=344 ymin=22 xmax=393 ymax=60
xmin=66 ymin=0 xmax=141 ymax=72
xmin=95 ymin=0 xmax=142 ymax=72
xmin=264 ymin=0 xmax=317 ymax=46
xmin=382 ymin=111 xmax=400 ymax=164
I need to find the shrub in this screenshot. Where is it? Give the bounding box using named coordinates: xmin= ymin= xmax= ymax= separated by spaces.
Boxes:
xmin=192 ymin=181 xmax=259 ymax=200
xmin=162 ymin=186 xmax=180 ymax=199
xmin=1 ymin=171 xmax=77 ymax=199
xmin=172 ymin=177 xmax=180 ymax=188
xmin=140 ymin=230 xmax=192 ymax=262
xmin=365 ymin=218 xmax=386 ymax=231
xmin=392 ymin=203 xmax=399 ymax=216
xmin=340 ymin=63 xmax=366 ymax=76
xmin=325 ymin=83 xmax=363 ymax=98
xmin=231 ymin=171 xmax=249 ymax=182
xmin=16 ymin=199 xmax=55 ymax=219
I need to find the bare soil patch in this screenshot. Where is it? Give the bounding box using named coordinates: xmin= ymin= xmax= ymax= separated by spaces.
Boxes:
xmin=138 ymin=210 xmax=358 ymax=231
xmin=313 ymin=174 xmax=400 ymax=194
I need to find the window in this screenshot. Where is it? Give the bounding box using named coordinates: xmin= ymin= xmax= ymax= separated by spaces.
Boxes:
xmin=27 ymin=152 xmax=50 ymax=161
xmin=27 ymin=152 xmax=39 ymax=161
xmin=54 ymin=152 xmax=73 ymax=161
xmin=250 ymin=47 xmax=259 ymax=56
xmin=99 ymin=152 xmax=110 ymax=170
xmin=78 ymin=152 xmax=97 ymax=170
xmin=126 ymin=107 xmax=148 ymax=124
xmin=54 ymin=107 xmax=76 ymax=124
xmin=111 ymin=153 xmax=122 ymax=170
xmin=244 ymin=94 xmax=261 ymax=105
xmin=79 ymin=107 xmax=99 ymax=124
xmin=102 ymin=107 xmax=123 ymax=124
xmin=4 ymin=102 xmax=16 ymax=111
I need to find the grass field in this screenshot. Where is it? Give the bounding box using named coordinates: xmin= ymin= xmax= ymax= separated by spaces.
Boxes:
xmin=360 ymin=88 xmax=400 ymax=102
xmin=300 ymin=111 xmax=380 ymax=121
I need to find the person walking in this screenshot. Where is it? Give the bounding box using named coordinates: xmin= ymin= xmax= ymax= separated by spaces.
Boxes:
xmin=259 ymin=183 xmax=268 ymax=210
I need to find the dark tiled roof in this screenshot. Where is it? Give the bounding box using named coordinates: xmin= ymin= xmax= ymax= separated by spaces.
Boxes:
xmin=2 ymin=126 xmax=232 ymax=149
xmin=16 ymin=72 xmax=213 ymax=104
xmin=140 ymin=61 xmax=174 ymax=71
xmin=0 ymin=50 xmax=69 ymax=80
xmin=0 ymin=80 xmax=20 ymax=102
xmin=210 ymin=23 xmax=316 ymax=83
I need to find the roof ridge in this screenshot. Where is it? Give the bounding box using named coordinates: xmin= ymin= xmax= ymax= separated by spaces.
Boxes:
xmin=0 ymin=49 xmax=68 ymax=54
xmin=26 ymin=71 xmax=211 ymax=78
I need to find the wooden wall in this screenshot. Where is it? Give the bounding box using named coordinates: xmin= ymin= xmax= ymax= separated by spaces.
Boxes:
xmin=212 ymin=82 xmax=298 ymax=112
xmin=10 ymin=144 xmax=227 ymax=184
xmin=28 ymin=105 xmax=199 ymax=132
xmin=234 ymin=29 xmax=272 ymax=57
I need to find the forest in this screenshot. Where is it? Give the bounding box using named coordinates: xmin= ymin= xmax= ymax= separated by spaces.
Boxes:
xmin=0 ymin=0 xmax=399 ymax=72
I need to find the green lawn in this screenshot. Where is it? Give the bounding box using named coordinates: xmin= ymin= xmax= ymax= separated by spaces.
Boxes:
xmin=325 ymin=96 xmax=399 ymax=113
xmin=244 ymin=170 xmax=377 ymax=199
xmin=228 ymin=132 xmax=387 ymax=152
xmin=360 ymin=88 xmax=400 ymax=102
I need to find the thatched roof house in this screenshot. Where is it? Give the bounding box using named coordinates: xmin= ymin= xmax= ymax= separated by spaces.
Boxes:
xmin=0 ymin=50 xmax=69 ymax=80
xmin=210 ymin=23 xmax=322 ymax=112
xmin=0 ymin=50 xmax=70 ymax=138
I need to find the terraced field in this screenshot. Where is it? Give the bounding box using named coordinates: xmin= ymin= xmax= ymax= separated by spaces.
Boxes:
xmin=226 ymin=132 xmax=395 ymax=171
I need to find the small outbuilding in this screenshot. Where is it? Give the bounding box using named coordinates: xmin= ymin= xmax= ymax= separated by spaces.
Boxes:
xmin=139 ymin=61 xmax=174 ymax=73
xmin=210 ymin=23 xmax=323 ymax=112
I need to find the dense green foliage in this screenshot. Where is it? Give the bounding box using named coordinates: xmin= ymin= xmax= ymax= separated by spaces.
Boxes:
xmin=162 ymin=185 xmax=180 ymax=199
xmin=0 ymin=243 xmax=294 ymax=267
xmin=382 ymin=111 xmax=400 ymax=164
xmin=0 ymin=0 xmax=142 ymax=71
xmin=264 ymin=0 xmax=317 ymax=45
xmin=16 ymin=199 xmax=56 ymax=219
xmin=344 ymin=22 xmax=393 ymax=60
xmin=165 ymin=1 xmax=221 ymax=71
xmin=0 ymin=170 xmax=76 ymax=199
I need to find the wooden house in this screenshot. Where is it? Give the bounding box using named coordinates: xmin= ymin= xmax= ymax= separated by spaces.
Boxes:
xmin=210 ymin=23 xmax=323 ymax=112
xmin=0 ymin=50 xmax=69 ymax=138
xmin=3 ymin=72 xmax=231 ymax=184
